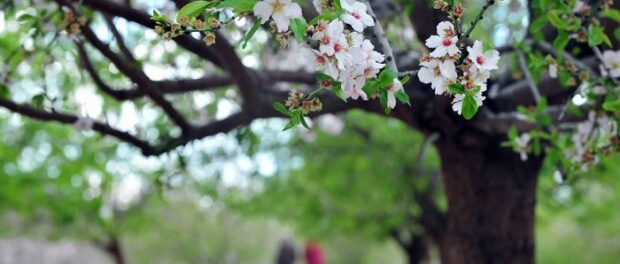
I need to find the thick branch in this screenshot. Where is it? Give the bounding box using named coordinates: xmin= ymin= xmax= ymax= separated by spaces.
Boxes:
xmin=0 ymin=97 xmax=157 ymax=155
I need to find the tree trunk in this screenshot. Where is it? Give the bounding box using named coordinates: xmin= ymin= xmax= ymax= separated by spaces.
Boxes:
xmin=104 ymin=237 xmax=126 ymax=264
xmin=436 ymin=134 xmax=543 ymax=264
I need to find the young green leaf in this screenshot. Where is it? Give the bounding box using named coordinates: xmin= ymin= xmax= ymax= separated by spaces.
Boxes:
xmin=377 ymin=69 xmax=397 ymax=86
xmin=0 ymin=84 xmax=10 ymax=99
xmin=273 ymin=102 xmax=290 ymax=116
xmin=588 ymin=25 xmax=608 ymax=47
xmin=240 ymin=20 xmax=262 ymax=49
xmin=602 ymin=8 xmax=620 ymax=23
xmin=290 ymin=18 xmax=308 ymax=43
xmin=553 ymin=31 xmax=570 ymax=52
xmin=332 ymin=83 xmax=348 ymax=102
xmin=547 ymin=10 xmax=568 ymax=29
xmin=395 ymin=90 xmax=411 ymax=106
xmin=448 ymin=83 xmax=465 ymax=94
xmin=309 ymin=11 xmax=342 ymax=25
xmin=602 ymin=100 xmax=620 ymax=112
xmin=177 ymin=1 xmax=210 ymax=19
xmin=461 ymin=94 xmax=478 ymax=120
xmin=218 ymin=0 xmax=259 ymax=13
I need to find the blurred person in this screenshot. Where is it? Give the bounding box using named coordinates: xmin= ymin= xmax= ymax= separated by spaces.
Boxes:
xmin=275 ymin=238 xmax=296 ymax=264
xmin=304 ymin=241 xmax=324 ymax=264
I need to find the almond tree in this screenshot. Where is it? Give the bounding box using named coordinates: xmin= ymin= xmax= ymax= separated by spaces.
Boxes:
xmin=1 ymin=0 xmax=620 ymax=263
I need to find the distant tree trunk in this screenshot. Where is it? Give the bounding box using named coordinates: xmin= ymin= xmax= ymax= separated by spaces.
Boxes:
xmin=391 ymin=231 xmax=428 ymax=264
xmin=435 ymin=134 xmax=543 ymax=264
xmin=104 ymin=236 xmax=126 ymax=264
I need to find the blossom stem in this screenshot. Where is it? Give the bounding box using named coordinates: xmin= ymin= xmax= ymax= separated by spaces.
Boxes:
xmin=364 ymin=0 xmax=398 ymax=73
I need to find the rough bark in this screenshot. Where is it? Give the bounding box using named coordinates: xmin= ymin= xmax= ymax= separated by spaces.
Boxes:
xmin=435 ymin=134 xmax=543 ymax=264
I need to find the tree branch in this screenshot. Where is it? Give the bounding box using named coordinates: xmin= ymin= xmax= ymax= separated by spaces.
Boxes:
xmin=0 ymin=97 xmax=157 ymax=155
xmin=516 ymin=49 xmax=542 ymax=102
xmin=80 ymin=25 xmax=192 ymax=131
xmin=365 ymin=0 xmax=398 ymax=72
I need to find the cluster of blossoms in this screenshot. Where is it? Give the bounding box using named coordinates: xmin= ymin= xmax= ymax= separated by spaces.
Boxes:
xmin=565 ymin=112 xmax=618 ymax=171
xmin=417 ymin=21 xmax=500 ymax=116
xmin=153 ymin=11 xmax=225 ymax=45
xmin=285 ymin=90 xmax=323 ymax=114
xmin=62 ymin=8 xmax=87 ymax=35
xmin=254 ymin=0 xmax=405 ymax=109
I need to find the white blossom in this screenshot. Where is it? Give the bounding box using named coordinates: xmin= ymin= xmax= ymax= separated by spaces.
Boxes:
xmin=387 ymin=78 xmax=404 ymax=109
xmin=467 ymin=40 xmax=500 ymax=71
xmin=417 ymin=58 xmax=457 ymax=94
xmin=601 ymin=50 xmax=620 ymax=78
xmin=515 ymin=133 xmax=531 ymax=161
xmin=340 ymin=0 xmax=374 ymax=32
xmin=549 ymin=63 xmax=558 ymax=78
xmin=425 ymin=21 xmax=459 ymax=58
xmin=253 ymin=0 xmax=302 ymax=32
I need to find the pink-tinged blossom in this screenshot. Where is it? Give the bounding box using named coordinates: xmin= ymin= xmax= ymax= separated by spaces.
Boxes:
xmin=340 ymin=0 xmax=374 ymax=32
xmin=467 ymin=40 xmax=500 ymax=71
xmin=387 ymin=78 xmax=404 ymax=109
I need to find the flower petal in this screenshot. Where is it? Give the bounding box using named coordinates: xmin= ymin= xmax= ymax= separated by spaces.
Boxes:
xmin=253 ymin=1 xmax=273 ymax=23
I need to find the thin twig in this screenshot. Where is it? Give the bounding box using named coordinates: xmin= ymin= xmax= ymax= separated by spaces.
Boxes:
xmin=416 ymin=133 xmax=440 ymax=164
xmin=398 ymin=70 xmax=418 ymax=78
xmin=365 ymin=0 xmax=398 ymax=72
xmin=516 ymin=49 xmax=542 ymax=102
xmin=462 ymin=0 xmax=495 ymax=40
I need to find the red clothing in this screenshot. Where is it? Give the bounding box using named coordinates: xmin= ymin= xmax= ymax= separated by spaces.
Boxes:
xmin=304 ymin=242 xmax=325 ymax=264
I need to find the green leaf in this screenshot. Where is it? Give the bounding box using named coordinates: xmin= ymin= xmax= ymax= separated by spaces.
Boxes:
xmin=602 ymin=8 xmax=620 ymax=23
xmin=400 ymin=75 xmax=410 ymax=85
xmin=177 ymin=1 xmax=210 ymax=19
xmin=299 ymin=114 xmax=311 ymax=129
xmin=362 ymin=80 xmax=380 ymax=96
xmin=614 ymin=28 xmax=620 ymax=41
xmin=240 ymin=20 xmax=261 ymax=49
xmin=558 ymin=70 xmax=572 ymax=87
xmin=379 ymin=90 xmax=390 ymax=113
xmin=377 ymin=69 xmax=397 ymax=87
xmin=602 ymin=100 xmax=620 ymax=112
xmin=332 ymin=83 xmax=347 ymax=102
xmin=395 ymin=90 xmax=411 ymax=106
xmin=0 ymin=84 xmax=9 ymax=99
xmin=273 ymin=102 xmax=290 ymax=116
xmin=588 ymin=25 xmax=607 ymax=47
xmin=309 ymin=11 xmax=342 ymax=25
xmin=461 ymin=94 xmax=478 ymax=120
xmin=17 ymin=14 xmax=36 ymax=24
xmin=547 ymin=10 xmax=568 ymax=29
xmin=553 ymin=31 xmax=570 ymax=52
xmin=448 ymin=83 xmax=465 ymax=94
xmin=290 ymin=18 xmax=308 ymax=43
xmin=282 ymin=110 xmax=302 ymax=130
xmin=31 ymin=94 xmax=45 ymax=108
xmin=218 ymin=0 xmax=258 ymax=13
xmin=151 ymin=10 xmax=169 ymax=23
